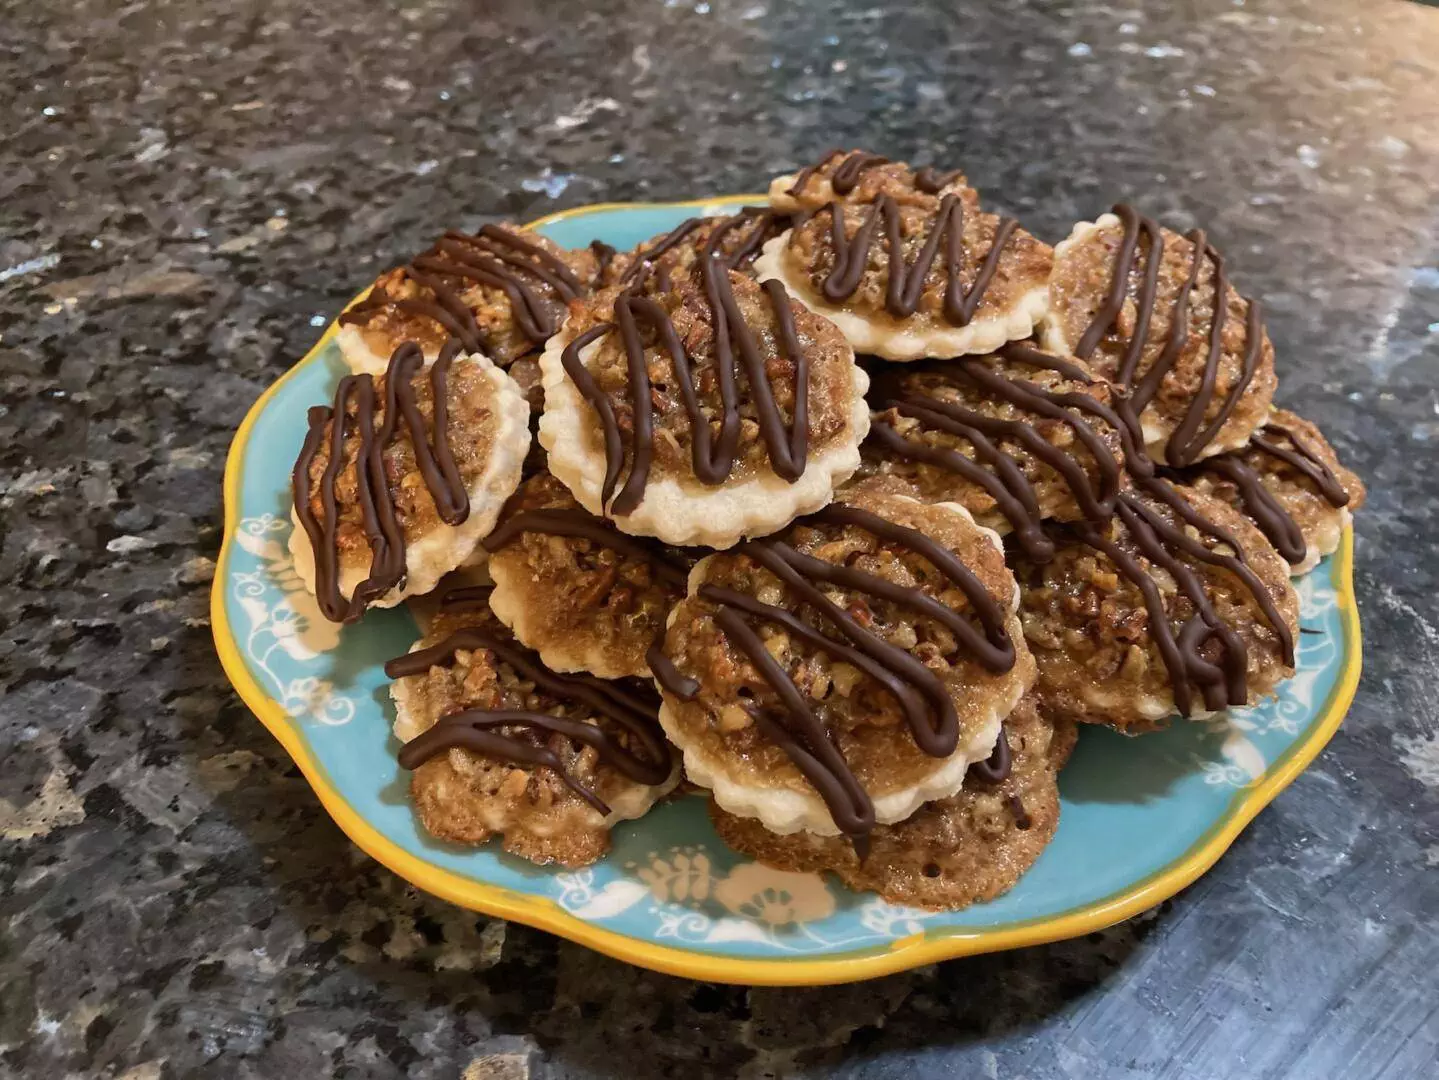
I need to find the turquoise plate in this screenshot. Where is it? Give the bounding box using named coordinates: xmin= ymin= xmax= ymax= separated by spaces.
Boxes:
xmin=213 ymin=196 xmax=1362 ymax=985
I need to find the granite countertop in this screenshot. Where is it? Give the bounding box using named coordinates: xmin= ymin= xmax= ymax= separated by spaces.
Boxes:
xmin=3 ymin=0 xmax=1438 ymax=1076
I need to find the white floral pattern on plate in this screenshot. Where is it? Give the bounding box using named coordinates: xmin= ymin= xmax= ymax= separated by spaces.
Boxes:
xmin=553 ymin=845 xmax=927 ymax=951
xmin=218 ymin=201 xmax=1357 ymax=967
xmin=231 ymin=514 xmax=355 ymax=726
xmin=1192 ymin=571 xmax=1341 ymax=788
xmin=225 ymin=505 xmax=1347 ymax=954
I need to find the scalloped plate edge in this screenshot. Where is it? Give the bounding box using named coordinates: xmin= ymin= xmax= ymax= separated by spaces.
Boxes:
xmin=211 ymin=195 xmax=1362 ymax=986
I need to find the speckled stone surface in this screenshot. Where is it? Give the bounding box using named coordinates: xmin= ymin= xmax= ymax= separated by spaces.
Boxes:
xmin=3 ymin=0 xmax=1438 ymax=1076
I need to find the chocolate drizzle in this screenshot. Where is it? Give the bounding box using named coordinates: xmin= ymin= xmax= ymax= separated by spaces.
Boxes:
xmin=1178 ymin=418 xmax=1350 ymax=565
xmin=914 ymin=166 xmax=964 ymax=195
xmin=1253 ymin=422 xmax=1350 ymax=506
xmin=619 ymin=218 xmax=706 ymax=286
xmin=870 ymin=343 xmax=1125 ymax=562
xmin=619 ymin=207 xmax=782 ymax=289
xmin=787 ymin=149 xmax=890 ymax=198
xmin=818 ymin=193 xmax=1019 ymax=326
xmin=1071 ymin=204 xmax=1264 ymax=467
xmin=1067 ymin=476 xmax=1295 ymax=716
xmin=645 ymin=642 xmax=699 ymax=700
xmin=651 ymin=504 xmax=1015 ymax=836
xmin=858 ymin=340 xmax=1295 ymax=724
xmin=481 ymin=506 xmax=690 ymax=588
xmin=292 ymin=341 xmax=472 ymax=623
xmin=589 ymin=239 xmax=618 ymax=285
xmin=1184 ymin=454 xmax=1306 ymax=564
xmin=968 ymin=726 xmax=1012 ymax=784
xmin=438 ymin=584 xmax=491 ymax=612
xmin=561 ymin=254 xmax=811 ymax=515
xmin=991 ymin=363 xmax=1299 ymax=713
xmin=340 ymin=226 xmax=581 ymax=353
xmin=387 ymin=620 xmax=672 ymax=814
xmin=704 ymin=206 xmax=786 ymax=270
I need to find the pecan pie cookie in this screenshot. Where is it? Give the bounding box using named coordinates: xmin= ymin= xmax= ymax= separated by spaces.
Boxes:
xmin=1011 ymin=480 xmax=1299 ymax=732
xmin=858 ymin=342 xmax=1129 ymax=558
xmin=1042 ymin=205 xmax=1278 ymax=466
xmin=482 ymin=472 xmax=695 ymax=680
xmin=289 ymin=341 xmax=529 ymax=619
xmin=651 ymin=485 xmax=1035 ymax=837
xmin=768 ymin=148 xmax=970 ymax=214
xmin=711 ymin=694 xmax=1074 ymax=910
xmin=387 ymin=592 xmax=677 ymax=867
xmin=338 ymin=224 xmax=602 ymax=372
xmin=1173 ymin=408 xmax=1365 ymax=575
xmin=756 ymin=149 xmax=1053 ymax=360
xmin=598 ymin=206 xmax=789 ymax=292
xmin=539 ymin=266 xmax=869 ymax=548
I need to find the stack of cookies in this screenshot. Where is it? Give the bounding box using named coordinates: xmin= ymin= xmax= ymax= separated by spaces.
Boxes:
xmin=286 ymin=150 xmax=1364 ymax=909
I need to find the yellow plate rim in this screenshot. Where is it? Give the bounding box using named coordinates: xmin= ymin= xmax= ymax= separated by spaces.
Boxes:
xmin=211 ymin=194 xmax=1363 ymax=986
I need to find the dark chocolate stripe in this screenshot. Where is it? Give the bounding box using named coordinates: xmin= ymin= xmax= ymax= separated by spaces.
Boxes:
xmin=819 ymin=193 xmax=1018 ymax=327
xmin=388 ymin=624 xmax=671 ymax=813
xmin=340 ymin=225 xmax=579 ymax=350
xmin=1183 ymin=454 xmax=1307 ymax=565
xmin=869 ymin=350 xmax=1123 ymax=561
xmin=589 ymin=239 xmax=618 ymax=284
xmin=291 ymin=342 xmax=472 ymax=623
xmin=831 ymin=151 xmax=890 ymax=194
xmin=1000 ymin=341 xmax=1096 ymax=384
xmin=651 ymin=503 xmax=1014 ymax=837
xmin=1253 ymin=422 xmax=1350 ymax=507
xmin=645 ymin=641 xmax=699 ymax=700
xmin=969 ymin=728 xmax=1012 ymax=784
xmin=915 ymin=166 xmax=964 ymax=195
xmin=786 ymin=149 xmax=841 ymax=196
xmin=481 ymin=506 xmax=690 ymax=588
xmin=438 ymin=584 xmax=491 ymax=611
xmin=1072 ymin=204 xmax=1266 ymax=466
xmin=786 ymin=149 xmax=890 ymax=198
xmin=1071 ymin=479 xmax=1295 ymax=716
xmin=558 ymin=324 xmax=628 ymax=506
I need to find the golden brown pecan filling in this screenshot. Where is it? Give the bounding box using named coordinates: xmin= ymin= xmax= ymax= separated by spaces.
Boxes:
xmin=863 ymin=348 xmax=1128 ymax=544
xmin=670 ymin=502 xmax=1014 ymax=744
xmin=393 ymin=604 xmax=669 ymax=810
xmin=483 ymin=473 xmax=693 ymax=672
